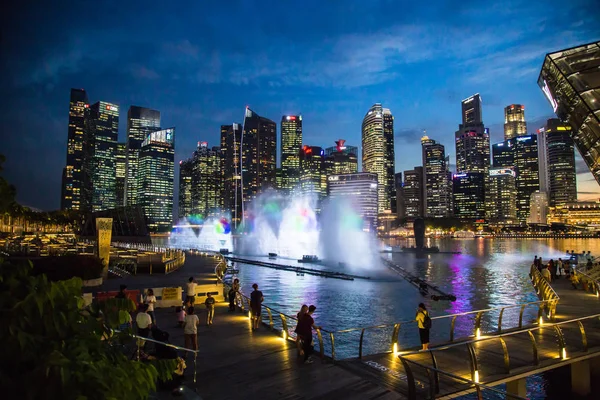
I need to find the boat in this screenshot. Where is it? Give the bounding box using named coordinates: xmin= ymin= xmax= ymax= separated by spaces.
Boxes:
xmin=219 ymin=248 xmax=230 ymax=255
xmin=268 ymin=252 xmax=277 ymax=258
xmin=401 ymin=246 xmax=440 ymax=253
xmin=453 ymin=231 xmax=475 ymax=238
xmin=298 ymin=255 xmax=321 ymax=263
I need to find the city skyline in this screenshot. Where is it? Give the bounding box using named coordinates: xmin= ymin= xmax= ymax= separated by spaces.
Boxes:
xmin=2 ymin=1 xmax=600 ymax=210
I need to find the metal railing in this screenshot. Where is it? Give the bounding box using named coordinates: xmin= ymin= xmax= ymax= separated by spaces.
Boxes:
xmin=325 ymin=300 xmax=550 ymax=360
xmin=398 ymin=313 xmax=600 ymax=399
xmin=111 ymin=330 xmax=199 ymax=385
xmin=574 ymin=266 xmax=600 ymax=297
xmin=399 ymin=357 xmax=528 ymax=400
xmin=529 ymin=264 xmax=560 ymax=318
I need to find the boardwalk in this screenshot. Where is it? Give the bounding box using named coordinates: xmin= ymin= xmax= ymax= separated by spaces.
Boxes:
xmin=151 ymin=299 xmax=404 ymax=399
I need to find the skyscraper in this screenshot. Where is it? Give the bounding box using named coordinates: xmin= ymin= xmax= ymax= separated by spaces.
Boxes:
xmin=85 ymin=101 xmax=119 ymax=212
xmin=61 ymin=88 xmax=89 ymax=211
xmin=280 ymin=115 xmax=302 ymax=194
xmin=126 ymin=106 xmax=160 ymax=206
xmin=221 ymin=109 xmax=276 ymax=226
xmin=402 ymin=167 xmax=425 ymax=219
xmin=327 ymin=173 xmax=378 ymax=232
xmin=362 ymin=104 xmax=395 ymax=215
xmin=488 ymin=167 xmax=517 ymax=221
xmin=492 ymin=136 xmax=540 ymax=222
xmin=192 ymin=142 xmax=222 ymax=219
xmin=178 ymin=159 xmax=193 ymax=220
xmin=537 ymin=119 xmax=577 ymax=207
xmin=138 ymin=128 xmax=175 ymax=232
xmin=299 ymin=146 xmax=326 ymax=210
xmin=395 ymin=172 xmax=404 ymax=219
xmin=221 ymin=123 xmax=242 ymax=227
xmin=504 ymin=104 xmax=527 ymax=140
xmin=240 ymin=108 xmax=276 ymax=218
xmin=324 ymin=140 xmax=358 ymax=176
xmin=528 ymin=191 xmax=549 ymax=225
xmin=452 ymin=173 xmax=486 ymax=219
xmin=538 ymin=41 xmax=600 ymax=185
xmin=115 ymin=142 xmax=127 ymax=207
xmin=421 ymin=135 xmax=451 ymax=217
xmin=455 ymin=94 xmax=490 ymax=220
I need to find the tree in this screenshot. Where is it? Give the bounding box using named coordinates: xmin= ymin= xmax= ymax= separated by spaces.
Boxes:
xmin=0 ymin=154 xmax=17 ymax=214
xmin=0 ymin=260 xmax=177 ymax=399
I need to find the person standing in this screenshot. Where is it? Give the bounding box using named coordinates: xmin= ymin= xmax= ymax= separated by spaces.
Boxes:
xmin=250 ymin=283 xmax=264 ymax=330
xmin=294 ymin=305 xmax=309 ymax=357
xmin=541 ymin=266 xmax=552 ymax=282
xmin=205 ymin=293 xmax=215 ymax=325
xmin=548 ymin=259 xmax=556 ymax=280
xmin=557 ymin=258 xmax=564 ymax=277
xmin=416 ymin=303 xmax=431 ymax=351
xmin=136 ymin=304 xmax=153 ymax=338
xmin=228 ymin=287 xmax=236 ymax=311
xmin=183 ymin=306 xmax=200 ymax=353
xmin=145 ymin=288 xmax=157 ymax=324
xmin=296 ymin=305 xmax=321 ymax=364
xmin=115 ymin=284 xmax=128 ymax=299
xmin=232 ymin=279 xmax=241 ymax=311
xmin=185 ymin=277 xmax=197 ymax=307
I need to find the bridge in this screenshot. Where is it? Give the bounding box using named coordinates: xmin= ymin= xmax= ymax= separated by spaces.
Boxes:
xmin=97 ymin=246 xmax=600 ymax=399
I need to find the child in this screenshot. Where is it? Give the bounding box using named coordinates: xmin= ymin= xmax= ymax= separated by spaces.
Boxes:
xmin=176 ymin=306 xmax=186 ymax=328
xmin=205 ymin=293 xmax=215 ymax=325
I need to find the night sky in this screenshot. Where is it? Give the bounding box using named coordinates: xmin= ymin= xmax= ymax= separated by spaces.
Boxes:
xmin=1 ymin=0 xmax=599 ymax=211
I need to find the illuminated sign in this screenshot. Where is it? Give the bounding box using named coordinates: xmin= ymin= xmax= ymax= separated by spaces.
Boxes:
xmin=105 ymin=104 xmax=118 ymax=112
xmin=328 ymin=176 xmax=339 ymax=181
xmin=490 ymin=168 xmax=516 ymax=177
xmin=516 ymin=136 xmax=532 ymax=141
xmin=335 ymin=139 xmax=347 ymax=152
xmin=541 ymin=79 xmax=558 ymax=112
xmin=144 ymin=128 xmax=175 ymax=146
xmin=199 ymin=141 xmax=208 ymax=147
xmin=453 ymin=174 xmax=467 ymax=178
xmin=303 ymin=145 xmax=312 ymax=155
xmin=496 ymin=143 xmax=504 ymax=147
xmin=370 ymin=183 xmax=377 ymax=189
xmin=557 ymin=126 xmax=571 ymax=131
xmin=286 ymin=116 xmax=296 ymax=121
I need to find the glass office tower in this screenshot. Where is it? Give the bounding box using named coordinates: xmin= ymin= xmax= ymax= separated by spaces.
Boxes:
xmin=280 ymin=115 xmax=302 ymax=195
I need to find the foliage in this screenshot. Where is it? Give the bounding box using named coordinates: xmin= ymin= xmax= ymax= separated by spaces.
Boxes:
xmin=31 ymin=254 xmax=104 ymax=281
xmin=0 ymin=154 xmax=17 ymax=214
xmin=0 ymin=260 xmax=177 ymax=400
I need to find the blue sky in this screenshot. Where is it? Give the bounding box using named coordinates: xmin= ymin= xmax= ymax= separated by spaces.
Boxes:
xmin=1 ymin=0 xmax=599 ymax=210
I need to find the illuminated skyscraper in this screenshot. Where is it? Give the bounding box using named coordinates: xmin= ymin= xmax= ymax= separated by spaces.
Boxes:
xmin=324 ymin=140 xmax=358 ymax=176
xmin=455 ymin=94 xmax=490 ymax=219
xmin=85 ymin=101 xmax=119 ymax=212
xmin=327 ymin=173 xmax=378 ymax=232
xmin=138 ymin=128 xmax=175 ymax=232
xmin=126 ymin=106 xmax=160 ymax=206
xmin=395 ymin=172 xmax=404 ymax=219
xmin=362 ymin=104 xmax=395 ymax=215
xmin=453 ymin=173 xmax=485 ymax=219
xmin=421 ymin=135 xmax=451 ymax=217
xmin=178 ymin=159 xmax=193 ymax=220
xmin=488 ymin=167 xmax=517 ymax=221
xmin=504 ymin=104 xmax=527 ymax=140
xmin=299 ymin=145 xmax=326 ymax=211
xmin=221 ymin=108 xmax=276 ymax=227
xmin=191 ymin=142 xmax=222 ymax=219
xmin=280 ymin=115 xmax=302 ymax=194
xmin=115 ymin=142 xmax=127 ymax=207
xmin=538 ymin=41 xmax=600 ymax=184
xmin=402 ymin=167 xmax=425 ymax=219
xmin=61 ymin=88 xmax=89 ymax=211
xmin=537 ymin=119 xmax=577 ymax=207
xmin=528 ymin=191 xmax=549 ymax=225
xmin=221 ymin=123 xmax=242 ymax=226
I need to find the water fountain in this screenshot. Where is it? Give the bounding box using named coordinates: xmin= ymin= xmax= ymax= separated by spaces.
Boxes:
xmin=170 ymin=215 xmax=233 ymax=252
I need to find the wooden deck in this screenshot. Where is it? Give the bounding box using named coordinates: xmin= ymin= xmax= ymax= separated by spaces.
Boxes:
xmin=336 ymin=272 xmax=600 ymax=398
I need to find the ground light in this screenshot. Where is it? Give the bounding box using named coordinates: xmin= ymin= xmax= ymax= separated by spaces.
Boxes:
xmin=282 ymin=331 xmax=287 ymax=341
xmin=393 ymin=343 xmax=398 ymax=354
xmin=474 ymin=370 xmax=480 ymax=383
xmin=475 ymin=328 xmax=481 ymax=339
xmin=539 ymin=316 xmax=544 ymax=325
xmin=562 ymin=348 xmax=567 ymax=359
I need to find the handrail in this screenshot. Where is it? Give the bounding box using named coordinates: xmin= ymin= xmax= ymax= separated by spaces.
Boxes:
xmin=400 ymin=356 xmax=529 ymax=400
xmin=529 ymin=264 xmax=560 ymax=319
xmin=397 ymin=312 xmax=600 ymax=357
xmin=574 ymin=267 xmax=600 ymax=297
xmin=111 ymin=330 xmax=199 ymax=385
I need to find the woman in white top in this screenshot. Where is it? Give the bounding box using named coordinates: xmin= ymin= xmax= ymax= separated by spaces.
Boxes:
xmin=183 ymin=306 xmax=200 ymax=351
xmin=145 ymin=288 xmax=157 ymax=324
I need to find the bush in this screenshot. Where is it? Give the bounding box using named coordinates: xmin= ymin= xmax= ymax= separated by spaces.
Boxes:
xmin=0 ymin=259 xmax=177 ymax=399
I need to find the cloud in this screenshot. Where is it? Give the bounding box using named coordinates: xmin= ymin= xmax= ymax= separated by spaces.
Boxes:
xmin=130 ymin=65 xmax=160 ymax=80
xmin=396 ymin=128 xmax=425 ymax=143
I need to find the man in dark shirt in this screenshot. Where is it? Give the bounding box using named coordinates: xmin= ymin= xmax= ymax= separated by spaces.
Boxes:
xmin=250 ymin=283 xmax=264 ymax=330
xmin=297 ymin=305 xmax=321 ymax=364
xmin=115 ymin=284 xmax=127 ymax=299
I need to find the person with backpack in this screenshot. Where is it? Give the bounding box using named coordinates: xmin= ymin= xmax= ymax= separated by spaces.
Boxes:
xmin=416 ymin=303 xmax=431 ymax=350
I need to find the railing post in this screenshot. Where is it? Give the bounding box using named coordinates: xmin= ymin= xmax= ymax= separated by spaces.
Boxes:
xmin=280 ymin=314 xmax=288 ymax=338
xmin=553 ymin=325 xmax=567 ymax=359
xmin=429 ymin=350 xmax=440 ymax=394
xmin=518 ymin=304 xmax=527 ymax=328
xmin=497 ymin=307 xmax=505 ymax=334
xmin=315 ymin=328 xmax=325 ymax=361
xmin=577 ymin=320 xmax=588 ymax=352
xmin=528 ymin=330 xmax=539 ymax=365
xmin=266 ymin=307 xmax=274 ymax=330
xmin=359 ymin=328 xmax=366 ymax=359
xmin=450 ymin=315 xmax=458 ymax=342
xmin=474 ymin=311 xmax=484 ymax=338
xmin=466 ymin=342 xmax=479 ymax=383
xmin=498 ymin=337 xmax=510 ymax=373
xmin=399 ymin=357 xmax=417 ymax=400
xmin=329 ymin=331 xmax=334 ymax=362
xmin=391 ymin=323 xmax=400 ymax=353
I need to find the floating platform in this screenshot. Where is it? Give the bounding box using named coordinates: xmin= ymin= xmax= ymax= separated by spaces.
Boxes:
xmin=226 ymin=257 xmax=371 ymax=281
xmin=298 ymin=255 xmax=321 ymax=263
